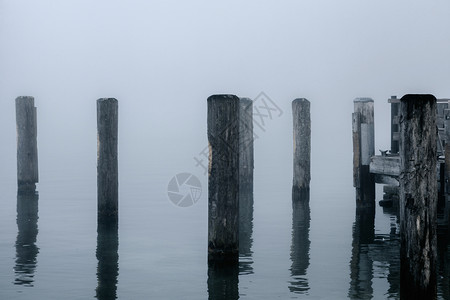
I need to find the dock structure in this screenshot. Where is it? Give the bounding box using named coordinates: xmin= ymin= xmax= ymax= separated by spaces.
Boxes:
xmin=368 ymin=96 xmax=450 ymax=211
xmin=352 ymin=94 xmax=446 ymax=299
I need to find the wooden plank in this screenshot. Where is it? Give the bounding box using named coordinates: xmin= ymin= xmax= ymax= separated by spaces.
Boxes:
xmin=369 ymin=155 xmax=400 ymax=177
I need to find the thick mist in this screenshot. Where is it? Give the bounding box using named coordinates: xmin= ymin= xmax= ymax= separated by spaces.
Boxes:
xmin=1 ymin=0 xmax=449 ymax=195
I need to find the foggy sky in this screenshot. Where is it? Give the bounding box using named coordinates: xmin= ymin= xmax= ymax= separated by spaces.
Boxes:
xmin=1 ymin=1 xmax=450 ymax=185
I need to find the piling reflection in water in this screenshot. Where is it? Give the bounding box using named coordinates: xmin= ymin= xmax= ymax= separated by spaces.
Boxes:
xmin=207 ymin=260 xmax=239 ymax=300
xmin=348 ymin=206 xmax=375 ymax=299
xmin=289 ymin=190 xmax=310 ymax=294
xmin=239 ymin=183 xmax=254 ymax=276
xmin=96 ymin=221 xmax=119 ymax=300
xmin=14 ymin=190 xmax=39 ymax=286
xmin=437 ymin=222 xmax=450 ymax=298
xmin=348 ymin=205 xmax=401 ymax=299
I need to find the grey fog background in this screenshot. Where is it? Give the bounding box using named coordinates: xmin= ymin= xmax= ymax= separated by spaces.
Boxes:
xmin=1 ymin=0 xmax=450 ymax=197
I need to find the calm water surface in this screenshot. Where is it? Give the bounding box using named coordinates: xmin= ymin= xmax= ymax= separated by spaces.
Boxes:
xmin=1 ymin=157 xmax=449 ymax=299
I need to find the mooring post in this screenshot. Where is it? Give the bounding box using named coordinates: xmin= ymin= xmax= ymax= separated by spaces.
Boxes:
xmin=239 ymin=97 xmax=254 ymax=192
xmin=445 ymin=107 xmax=450 ymax=196
xmin=352 ymin=98 xmax=375 ymax=207
xmin=16 ymin=96 xmax=38 ymax=191
xmin=207 ymin=94 xmax=240 ymax=263
xmin=292 ymin=98 xmax=311 ymax=200
xmin=239 ymin=98 xmax=254 ymax=274
xmin=444 ymin=106 xmax=450 ymax=223
xmin=389 ymin=96 xmax=400 ymax=154
xmin=399 ymin=94 xmax=437 ymax=299
xmin=97 ymin=98 xmax=118 ymax=224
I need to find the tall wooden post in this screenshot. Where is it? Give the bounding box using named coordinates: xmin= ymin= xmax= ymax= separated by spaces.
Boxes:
xmin=292 ymin=98 xmax=311 ymax=200
xmin=390 ymin=96 xmax=400 ymax=154
xmin=16 ymin=96 xmax=38 ymax=191
xmin=444 ymin=106 xmax=450 ymax=223
xmin=399 ymin=94 xmax=437 ymax=299
xmin=352 ymin=98 xmax=375 ymax=207
xmin=239 ymin=97 xmax=254 ymax=273
xmin=239 ymin=97 xmax=254 ymax=192
xmin=207 ymin=94 xmax=240 ymax=263
xmin=97 ymin=98 xmax=118 ymax=224
xmin=445 ymin=106 xmax=450 ymax=196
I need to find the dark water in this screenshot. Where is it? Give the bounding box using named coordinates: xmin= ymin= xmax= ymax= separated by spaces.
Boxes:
xmin=1 ymin=162 xmax=449 ymax=299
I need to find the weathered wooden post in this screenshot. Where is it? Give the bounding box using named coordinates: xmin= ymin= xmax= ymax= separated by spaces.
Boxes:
xmin=399 ymin=94 xmax=437 ymax=299
xmin=97 ymin=98 xmax=118 ymax=224
xmin=239 ymin=98 xmax=254 ymax=193
xmin=352 ymin=98 xmax=375 ymax=207
xmin=292 ymin=98 xmax=311 ymax=200
xmin=444 ymin=105 xmax=450 ymax=223
xmin=239 ymin=98 xmax=254 ymax=273
xmin=208 ymin=94 xmax=240 ymax=263
xmin=445 ymin=106 xmax=450 ymax=196
xmin=390 ymin=96 xmax=400 ymax=154
xmin=16 ymin=96 xmax=38 ymax=191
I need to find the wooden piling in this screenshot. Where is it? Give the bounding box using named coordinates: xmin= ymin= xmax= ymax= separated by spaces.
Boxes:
xmin=239 ymin=98 xmax=254 ymax=192
xmin=16 ymin=96 xmax=38 ymax=191
xmin=292 ymin=98 xmax=311 ymax=200
xmin=207 ymin=94 xmax=240 ymax=263
xmin=97 ymin=98 xmax=118 ymax=224
xmin=445 ymin=107 xmax=450 ymax=196
xmin=399 ymin=94 xmax=437 ymax=299
xmin=352 ymin=98 xmax=375 ymax=207
xmin=389 ymin=96 xmax=400 ymax=154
